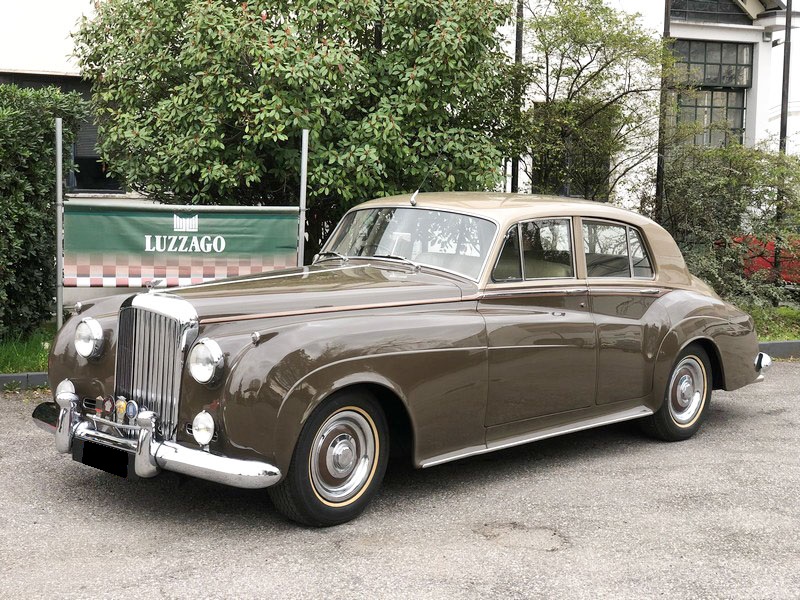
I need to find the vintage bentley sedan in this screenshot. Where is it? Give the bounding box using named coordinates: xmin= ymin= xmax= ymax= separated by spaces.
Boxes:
xmin=34 ymin=192 xmax=771 ymax=526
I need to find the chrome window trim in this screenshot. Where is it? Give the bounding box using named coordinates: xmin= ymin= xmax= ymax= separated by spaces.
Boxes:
xmin=519 ymin=216 xmax=577 ymax=281
xmin=491 ymin=216 xmax=577 ymax=283
xmin=580 ymin=217 xmax=657 ymax=282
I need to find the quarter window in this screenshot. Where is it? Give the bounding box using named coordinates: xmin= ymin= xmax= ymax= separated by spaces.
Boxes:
xmin=583 ymin=221 xmax=654 ymax=279
xmin=629 ymin=229 xmax=654 ymax=278
xmin=493 ymin=228 xmax=522 ymax=282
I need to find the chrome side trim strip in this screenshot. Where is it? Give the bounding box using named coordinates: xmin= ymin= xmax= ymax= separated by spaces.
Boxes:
xmin=202 ymin=294 xmax=481 ymax=324
xmin=420 ymin=406 xmax=654 ymax=468
xmin=480 ymin=287 xmax=588 ymax=299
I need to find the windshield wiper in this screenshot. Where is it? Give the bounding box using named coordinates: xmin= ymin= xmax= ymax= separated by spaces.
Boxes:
xmin=315 ymin=251 xmax=349 ymax=263
xmin=372 ymin=254 xmax=421 ymax=271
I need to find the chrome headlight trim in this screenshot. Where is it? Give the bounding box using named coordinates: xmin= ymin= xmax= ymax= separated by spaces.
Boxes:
xmin=74 ymin=318 xmax=104 ymax=359
xmin=188 ymin=338 xmax=225 ymax=384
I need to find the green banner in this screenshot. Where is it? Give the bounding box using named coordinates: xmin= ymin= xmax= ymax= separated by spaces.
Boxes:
xmin=63 ymin=200 xmax=299 ymax=288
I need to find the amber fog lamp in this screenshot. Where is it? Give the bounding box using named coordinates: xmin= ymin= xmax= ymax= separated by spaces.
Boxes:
xmin=192 ymin=411 xmax=215 ymax=446
xmin=74 ymin=318 xmax=104 ymax=358
xmin=188 ymin=338 xmax=224 ymax=384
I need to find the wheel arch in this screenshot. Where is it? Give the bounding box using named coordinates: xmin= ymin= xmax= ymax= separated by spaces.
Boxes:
xmin=690 ymin=337 xmax=725 ymax=391
xmin=273 ymin=369 xmax=417 ymax=475
xmin=652 ymin=318 xmax=730 ymax=411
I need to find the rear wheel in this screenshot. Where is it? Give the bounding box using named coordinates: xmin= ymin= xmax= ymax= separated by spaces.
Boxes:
xmin=641 ymin=345 xmax=712 ymax=441
xmin=269 ymin=390 xmax=389 ymax=526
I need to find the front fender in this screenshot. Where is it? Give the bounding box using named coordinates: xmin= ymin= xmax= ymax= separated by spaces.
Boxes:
xmin=218 ymin=305 xmax=487 ymax=474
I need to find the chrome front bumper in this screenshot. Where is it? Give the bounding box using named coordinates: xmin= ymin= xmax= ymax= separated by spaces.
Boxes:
xmin=32 ymin=390 xmax=281 ymax=490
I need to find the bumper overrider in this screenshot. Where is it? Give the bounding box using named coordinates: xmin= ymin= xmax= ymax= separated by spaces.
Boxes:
xmin=32 ymin=381 xmax=281 ymax=489
xmin=755 ymin=351 xmax=772 ymax=383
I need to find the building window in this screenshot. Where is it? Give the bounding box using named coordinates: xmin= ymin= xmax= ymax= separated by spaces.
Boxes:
xmin=672 ymin=39 xmax=752 ymax=146
xmin=674 ymin=40 xmax=753 ymax=88
xmin=671 ymin=0 xmax=752 ymax=26
xmin=677 ymin=89 xmax=745 ymax=145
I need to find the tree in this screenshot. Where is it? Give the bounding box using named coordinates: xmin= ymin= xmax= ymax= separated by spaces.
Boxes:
xmin=497 ymin=0 xmax=667 ymax=200
xmin=74 ymin=0 xmax=510 ymax=251
xmin=0 ymin=85 xmax=86 ymax=338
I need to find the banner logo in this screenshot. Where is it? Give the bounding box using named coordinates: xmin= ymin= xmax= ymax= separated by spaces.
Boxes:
xmin=173 ymin=214 xmax=199 ymax=232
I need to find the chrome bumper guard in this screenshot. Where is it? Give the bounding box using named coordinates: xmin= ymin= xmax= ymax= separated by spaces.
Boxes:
xmin=34 ymin=391 xmax=281 ymax=490
xmin=755 ymin=352 xmax=772 ymax=383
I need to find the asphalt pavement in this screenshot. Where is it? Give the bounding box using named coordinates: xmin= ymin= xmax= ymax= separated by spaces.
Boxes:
xmin=1 ymin=364 xmax=798 ymax=599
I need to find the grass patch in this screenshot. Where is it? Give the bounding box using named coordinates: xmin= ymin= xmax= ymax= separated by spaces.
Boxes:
xmin=0 ymin=323 xmax=55 ymax=373
xmin=745 ymin=305 xmax=800 ymax=342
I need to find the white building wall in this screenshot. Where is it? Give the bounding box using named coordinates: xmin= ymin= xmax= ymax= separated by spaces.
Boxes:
xmin=767 ymin=24 xmax=800 ymax=154
xmin=0 ymin=1 xmax=90 ymax=76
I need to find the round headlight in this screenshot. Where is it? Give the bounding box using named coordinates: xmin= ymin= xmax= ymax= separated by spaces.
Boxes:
xmin=192 ymin=411 xmax=215 ymax=446
xmin=188 ymin=338 xmax=224 ymax=384
xmin=74 ymin=318 xmax=104 ymax=358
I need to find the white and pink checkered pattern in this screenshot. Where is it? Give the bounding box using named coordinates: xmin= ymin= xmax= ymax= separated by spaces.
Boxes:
xmin=63 ymin=252 xmax=298 ymax=287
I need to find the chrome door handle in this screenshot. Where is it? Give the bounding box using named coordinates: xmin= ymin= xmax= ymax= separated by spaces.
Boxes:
xmin=639 ymin=288 xmax=660 ymax=295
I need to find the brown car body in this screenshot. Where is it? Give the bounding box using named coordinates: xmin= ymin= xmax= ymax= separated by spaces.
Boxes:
xmin=38 ymin=193 xmax=767 ymax=523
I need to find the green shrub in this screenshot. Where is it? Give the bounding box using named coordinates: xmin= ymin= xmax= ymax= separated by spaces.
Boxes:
xmin=0 ymin=85 xmax=87 ymax=339
xmin=658 ymin=143 xmax=800 ymax=305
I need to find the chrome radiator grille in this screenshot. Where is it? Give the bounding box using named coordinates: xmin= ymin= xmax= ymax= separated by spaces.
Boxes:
xmin=115 ymin=306 xmax=184 ymax=440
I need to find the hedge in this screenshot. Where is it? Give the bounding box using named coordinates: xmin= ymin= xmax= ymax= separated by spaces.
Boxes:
xmin=0 ymin=84 xmax=87 ymax=339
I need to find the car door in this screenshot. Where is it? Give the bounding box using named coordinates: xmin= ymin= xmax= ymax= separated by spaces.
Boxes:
xmin=479 ymin=217 xmax=597 ymax=426
xmin=581 ymin=219 xmax=668 ymax=404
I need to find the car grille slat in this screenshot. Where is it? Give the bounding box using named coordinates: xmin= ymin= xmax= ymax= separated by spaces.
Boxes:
xmin=115 ymin=305 xmax=186 ymax=440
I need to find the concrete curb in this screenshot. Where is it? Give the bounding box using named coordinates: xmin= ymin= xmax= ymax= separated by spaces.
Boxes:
xmin=0 ymin=372 xmax=48 ymax=391
xmin=758 ymin=340 xmax=800 ymax=359
xmin=0 ymin=341 xmax=796 ymax=391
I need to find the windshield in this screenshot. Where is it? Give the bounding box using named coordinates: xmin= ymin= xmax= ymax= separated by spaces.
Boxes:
xmin=323 ymin=207 xmax=497 ymax=281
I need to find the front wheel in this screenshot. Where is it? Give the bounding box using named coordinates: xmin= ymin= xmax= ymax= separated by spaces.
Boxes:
xmin=269 ymin=390 xmax=389 ymax=526
xmin=641 ymin=345 xmax=712 ymax=442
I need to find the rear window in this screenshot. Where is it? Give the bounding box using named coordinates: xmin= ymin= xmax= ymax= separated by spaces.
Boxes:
xmin=583 ymin=220 xmax=654 ymax=279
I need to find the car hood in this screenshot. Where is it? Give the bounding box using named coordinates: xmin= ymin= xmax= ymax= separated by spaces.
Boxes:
xmin=166 ymin=261 xmax=468 ymax=323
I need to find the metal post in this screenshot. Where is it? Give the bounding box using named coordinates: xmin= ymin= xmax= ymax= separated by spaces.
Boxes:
xmin=774 ymin=0 xmax=793 ymax=279
xmin=654 ymin=0 xmax=672 ymax=223
xmin=55 ymin=118 xmax=64 ymax=329
xmin=779 ymin=0 xmax=792 ymax=155
xmin=297 ymin=129 xmax=309 ymax=267
xmin=511 ymin=0 xmax=523 ymax=193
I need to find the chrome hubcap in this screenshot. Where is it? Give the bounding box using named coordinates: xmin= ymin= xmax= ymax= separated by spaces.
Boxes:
xmin=310 ymin=409 xmax=376 ymax=503
xmin=668 ymin=357 xmax=706 ymax=426
xmin=328 ymin=434 xmax=357 ymax=476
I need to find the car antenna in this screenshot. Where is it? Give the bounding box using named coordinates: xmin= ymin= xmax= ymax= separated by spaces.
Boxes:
xmin=409 ymin=148 xmax=445 ymax=207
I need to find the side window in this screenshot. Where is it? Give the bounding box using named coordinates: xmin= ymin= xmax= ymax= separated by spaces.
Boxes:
xmin=521 ymin=219 xmax=574 ymax=279
xmin=629 ymin=228 xmax=654 ymax=278
xmin=583 ymin=221 xmax=631 ymax=278
xmin=492 ymin=226 xmax=522 ymax=281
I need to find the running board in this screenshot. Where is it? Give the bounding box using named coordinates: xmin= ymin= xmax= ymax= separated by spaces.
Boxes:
xmin=420 ymin=405 xmax=653 ymax=468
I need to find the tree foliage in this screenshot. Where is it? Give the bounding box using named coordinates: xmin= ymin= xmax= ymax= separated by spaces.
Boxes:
xmin=659 ymin=143 xmax=800 ymax=304
xmin=74 ymin=0 xmax=510 ymax=248
xmin=0 ymin=85 xmax=86 ymax=339
xmin=497 ymin=0 xmax=666 ymax=200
